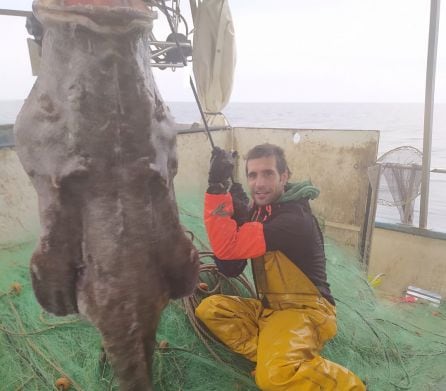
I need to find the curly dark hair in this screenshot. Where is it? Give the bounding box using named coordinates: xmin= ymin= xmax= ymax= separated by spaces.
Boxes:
xmin=244 ymin=143 xmax=291 ymax=177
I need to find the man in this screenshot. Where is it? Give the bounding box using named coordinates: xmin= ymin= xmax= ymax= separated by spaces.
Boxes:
xmin=196 ymin=143 xmax=366 ymax=390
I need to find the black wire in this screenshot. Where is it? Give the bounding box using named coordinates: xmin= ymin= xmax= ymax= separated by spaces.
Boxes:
xmin=155 ymin=0 xmax=216 ymax=150
xmin=157 ymin=0 xmax=187 ymax=66
xmin=189 ymin=76 xmax=215 ymax=150
xmin=151 ymin=0 xmax=190 ymax=36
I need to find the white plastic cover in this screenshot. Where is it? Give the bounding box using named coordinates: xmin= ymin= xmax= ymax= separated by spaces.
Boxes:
xmin=191 ymin=0 xmax=236 ymax=125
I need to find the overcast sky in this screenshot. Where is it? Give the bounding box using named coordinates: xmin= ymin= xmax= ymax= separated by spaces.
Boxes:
xmin=0 ymin=0 xmax=445 ymax=102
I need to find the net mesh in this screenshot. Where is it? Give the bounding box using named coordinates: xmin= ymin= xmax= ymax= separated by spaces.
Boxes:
xmin=0 ymin=193 xmax=445 ymax=390
xmin=375 ymin=146 xmax=423 ymax=224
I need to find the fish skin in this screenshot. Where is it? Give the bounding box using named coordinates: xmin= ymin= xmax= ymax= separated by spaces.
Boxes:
xmin=14 ymin=1 xmax=199 ymax=390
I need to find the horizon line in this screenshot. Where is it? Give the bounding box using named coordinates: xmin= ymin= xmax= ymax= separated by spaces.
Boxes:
xmin=2 ymin=99 xmax=446 ymax=105
xmin=173 ymin=101 xmax=444 ymax=106
xmin=168 ymin=101 xmax=446 ymax=104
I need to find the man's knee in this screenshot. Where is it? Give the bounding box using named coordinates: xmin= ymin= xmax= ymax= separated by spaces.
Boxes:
xmin=195 ymin=295 xmax=215 ymax=321
xmin=195 ymin=294 xmax=227 ymax=322
xmin=255 ymin=358 xmax=324 ymax=391
xmin=255 ymin=357 xmax=303 ymax=391
xmin=255 ymin=356 xmax=366 ymax=391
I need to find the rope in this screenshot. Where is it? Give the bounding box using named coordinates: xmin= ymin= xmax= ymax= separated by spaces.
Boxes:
xmin=7 ymin=299 xmax=84 ymax=391
xmin=182 ymin=257 xmax=256 ymax=364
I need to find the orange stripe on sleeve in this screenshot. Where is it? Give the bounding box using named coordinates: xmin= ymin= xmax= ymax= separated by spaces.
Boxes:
xmin=204 ymin=193 xmax=266 ymax=260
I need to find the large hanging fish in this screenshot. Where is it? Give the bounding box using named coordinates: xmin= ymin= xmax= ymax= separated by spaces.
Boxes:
xmin=14 ymin=1 xmax=199 ymax=389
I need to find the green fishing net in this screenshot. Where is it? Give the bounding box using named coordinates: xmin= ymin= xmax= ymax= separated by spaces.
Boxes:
xmin=0 ymin=193 xmax=445 ymax=390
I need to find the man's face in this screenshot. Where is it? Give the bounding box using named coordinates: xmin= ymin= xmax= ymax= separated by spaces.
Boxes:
xmin=246 ymin=156 xmax=289 ymax=206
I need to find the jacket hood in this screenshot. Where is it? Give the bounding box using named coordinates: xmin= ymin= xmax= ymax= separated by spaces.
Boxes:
xmin=278 ymin=180 xmax=320 ymax=203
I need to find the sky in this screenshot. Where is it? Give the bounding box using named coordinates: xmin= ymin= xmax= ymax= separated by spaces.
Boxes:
xmin=0 ymin=0 xmax=445 ymax=103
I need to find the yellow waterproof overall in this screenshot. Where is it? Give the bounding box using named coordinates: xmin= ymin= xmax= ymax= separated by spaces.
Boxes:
xmin=196 ymin=251 xmax=366 ymax=390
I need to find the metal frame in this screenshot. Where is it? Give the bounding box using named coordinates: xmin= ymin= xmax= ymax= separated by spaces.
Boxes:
xmin=149 ymin=40 xmax=192 ymax=68
xmin=419 ymin=0 xmax=441 ymax=229
xmin=0 ymin=9 xmax=32 ymax=17
xmin=375 ymin=221 xmax=446 ymax=241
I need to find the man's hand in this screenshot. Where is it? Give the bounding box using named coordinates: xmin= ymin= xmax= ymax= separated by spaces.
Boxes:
xmin=230 ymin=183 xmax=250 ymax=225
xmin=213 ymin=256 xmax=247 ymax=278
xmin=207 ymin=147 xmax=235 ymax=194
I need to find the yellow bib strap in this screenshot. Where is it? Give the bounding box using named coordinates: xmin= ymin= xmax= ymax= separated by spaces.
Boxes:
xmin=252 ymin=251 xmax=325 ymax=311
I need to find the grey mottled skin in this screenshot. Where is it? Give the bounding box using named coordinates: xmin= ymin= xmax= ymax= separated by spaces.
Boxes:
xmin=14 ymin=2 xmax=199 ymax=390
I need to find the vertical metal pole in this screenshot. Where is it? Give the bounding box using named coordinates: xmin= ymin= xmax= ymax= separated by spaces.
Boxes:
xmin=419 ymin=0 xmax=441 ymax=229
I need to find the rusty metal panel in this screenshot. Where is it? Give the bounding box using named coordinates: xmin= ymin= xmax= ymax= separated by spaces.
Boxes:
xmin=174 ymin=127 xmax=379 ymax=251
xmin=1 ymin=126 xmax=379 ymax=252
xmin=233 ymin=127 xmax=379 ymax=251
xmin=0 ymin=148 xmax=39 ymax=247
xmin=174 ymin=128 xmax=235 ymax=196
xmin=369 ymin=227 xmax=446 ymax=296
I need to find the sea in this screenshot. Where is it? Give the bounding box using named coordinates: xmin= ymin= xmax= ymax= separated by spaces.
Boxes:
xmin=1 ymin=100 xmax=445 ymax=232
